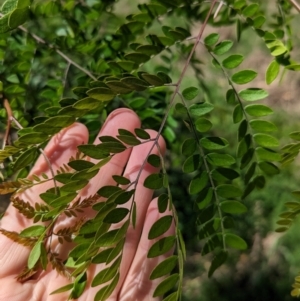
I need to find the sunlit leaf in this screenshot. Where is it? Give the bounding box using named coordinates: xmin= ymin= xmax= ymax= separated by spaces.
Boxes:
xmin=28 ymin=241 xmax=42 ymax=269
xmin=182 ymin=87 xmax=199 ymax=100
xmin=231 ymin=70 xmax=257 ymax=84
xmin=220 ymin=201 xmax=247 ymax=214
xmin=245 ymin=104 xmax=273 ymax=117
xmin=225 ymin=233 xmax=247 ymax=250
xmin=239 ymin=88 xmax=268 ymax=101
xmin=222 ymin=55 xmax=244 ymax=69
xmin=20 ymin=225 xmax=46 ymax=237
xmin=266 ymin=60 xmax=280 ymax=84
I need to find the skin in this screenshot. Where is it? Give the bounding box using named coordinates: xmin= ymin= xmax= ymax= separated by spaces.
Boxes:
xmin=0 ymin=108 xmax=175 ymax=301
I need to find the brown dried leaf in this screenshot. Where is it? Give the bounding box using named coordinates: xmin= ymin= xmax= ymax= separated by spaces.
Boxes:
xmin=0 ymin=229 xmax=37 ymax=247
xmin=16 ymin=266 xmax=38 ymax=283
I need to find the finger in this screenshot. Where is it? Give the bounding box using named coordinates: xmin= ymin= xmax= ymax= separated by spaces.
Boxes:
xmin=0 ymin=122 xmax=89 ymax=277
xmin=119 ymin=200 xmax=175 ymax=301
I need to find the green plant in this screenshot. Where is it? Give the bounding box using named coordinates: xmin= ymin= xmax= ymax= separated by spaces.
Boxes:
xmin=1 ymin=0 xmax=300 ymax=300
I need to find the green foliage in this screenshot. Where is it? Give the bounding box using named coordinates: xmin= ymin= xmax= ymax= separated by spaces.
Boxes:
xmin=1 ymin=0 xmax=300 ymax=300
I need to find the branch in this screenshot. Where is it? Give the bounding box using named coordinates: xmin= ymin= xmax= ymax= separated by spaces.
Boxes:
xmin=289 ymin=0 xmax=300 ymax=12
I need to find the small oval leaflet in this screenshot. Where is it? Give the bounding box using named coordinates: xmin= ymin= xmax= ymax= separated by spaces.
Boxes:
xmin=195 ymin=118 xmax=213 ymax=132
xmin=144 ymin=173 xmax=164 ymax=190
xmin=148 ymin=215 xmax=173 ymax=239
xmin=147 ymin=154 xmax=161 ymax=167
xmin=183 ymin=154 xmax=201 ymax=173
xmin=20 ymin=225 xmax=46 ymax=237
xmin=220 ymin=201 xmax=247 ymax=214
xmin=204 ymin=33 xmax=219 ymax=46
xmin=231 ymin=70 xmax=257 ymax=84
xmin=266 ymin=60 xmax=280 ymax=84
xmin=239 ymin=88 xmax=268 ymax=101
xmin=153 ymin=273 xmax=179 ymax=297
xmin=206 ymin=153 xmax=236 ymax=167
xmin=249 ymin=120 xmax=277 ymax=132
xmin=181 ymin=138 xmax=197 ymax=156
xmin=245 ymin=104 xmax=273 ymax=117
xmin=213 ymin=40 xmax=234 ymax=55
xmin=189 ymin=102 xmax=214 ymax=117
xmin=222 ymin=54 xmax=244 ymax=69
xmin=148 ymin=236 xmax=176 ymax=258
xmin=225 ymin=233 xmax=247 ymax=250
xmin=103 ymin=208 xmax=129 ymax=223
xmin=216 ymin=184 xmax=242 ymax=198
xmin=150 ymin=255 xmax=178 ymax=280
xmin=182 ymin=86 xmax=199 ymax=101
xmin=200 ymin=137 xmax=229 ymax=150
xmin=253 ymin=133 xmax=279 ymax=148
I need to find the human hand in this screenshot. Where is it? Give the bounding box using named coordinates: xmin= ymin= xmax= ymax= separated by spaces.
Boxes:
xmin=0 ymin=108 xmax=175 ymax=301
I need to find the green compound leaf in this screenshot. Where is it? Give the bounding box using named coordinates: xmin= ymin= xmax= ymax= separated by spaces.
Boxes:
xmin=245 ymin=104 xmax=273 ymax=117
xmin=249 ymin=120 xmax=277 ymax=132
xmin=144 ymin=173 xmax=164 ymax=189
xmin=213 ymin=40 xmax=234 ymax=55
xmin=150 ymin=255 xmax=177 ymax=280
xmin=220 ymin=201 xmax=247 ymax=214
xmin=266 ymin=60 xmax=280 ymax=84
xmin=195 ymin=118 xmax=213 ymax=132
xmin=189 ymin=103 xmax=214 ymax=117
xmin=183 ymin=154 xmax=201 ymax=173
xmin=20 ymin=225 xmax=46 ymax=237
xmin=253 ymin=133 xmax=279 ymax=148
xmin=147 ymin=154 xmax=161 ymax=167
xmin=103 ymin=208 xmax=129 ymax=224
xmin=148 ymin=236 xmax=176 ymax=258
xmin=208 ymin=250 xmax=228 ymax=277
xmin=239 ymin=88 xmax=268 ymax=101
xmin=28 ymin=241 xmax=42 ymax=269
xmin=200 ymin=137 xmax=229 ymax=150
xmin=148 ymin=215 xmax=173 ymax=239
xmin=225 ymin=233 xmax=247 ymax=250
xmin=253 ymin=15 xmax=266 ymax=28
xmin=206 ymin=153 xmax=236 ymax=167
xmin=181 ymin=138 xmax=197 ymax=156
xmin=98 ymin=186 xmax=122 ymax=198
xmin=153 ymin=274 xmax=179 ymax=297
xmin=216 ymin=184 xmax=242 ymax=198
xmin=87 ymin=87 xmax=116 ymax=101
xmin=182 ymin=87 xmax=199 ymax=101
xmin=231 ymin=70 xmax=257 ymax=84
xmin=222 ymin=54 xmax=244 ymax=69
xmin=204 ymin=33 xmax=219 ymax=46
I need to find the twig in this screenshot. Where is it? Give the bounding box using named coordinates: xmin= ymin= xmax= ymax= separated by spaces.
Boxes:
xmin=289 ymin=0 xmax=300 ymax=12
xmin=132 ymin=0 xmax=218 ymax=208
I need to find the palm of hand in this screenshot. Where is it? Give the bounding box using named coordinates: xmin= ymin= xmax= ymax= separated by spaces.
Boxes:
xmin=0 ymin=109 xmax=174 ymax=301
